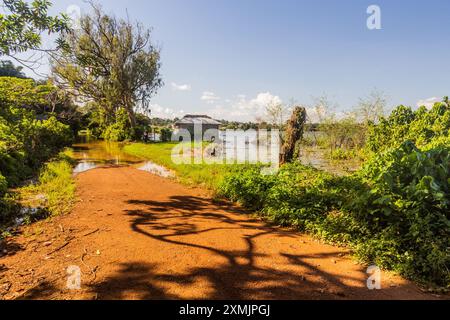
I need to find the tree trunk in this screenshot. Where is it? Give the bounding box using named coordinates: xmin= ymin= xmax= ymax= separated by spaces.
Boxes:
xmin=123 ymin=96 xmax=136 ymax=128
xmin=128 ymin=110 xmax=137 ymax=128
xmin=280 ymin=106 xmax=307 ymax=165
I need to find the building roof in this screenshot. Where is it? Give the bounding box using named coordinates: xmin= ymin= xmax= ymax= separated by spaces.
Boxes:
xmin=175 ymin=115 xmax=222 ymax=126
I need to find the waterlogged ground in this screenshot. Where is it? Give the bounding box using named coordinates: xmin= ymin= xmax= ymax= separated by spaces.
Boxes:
xmin=72 ymin=141 xmax=174 ymax=178
xmin=72 ymin=138 xmax=361 ymax=177
xmin=299 ymin=147 xmax=362 ymax=176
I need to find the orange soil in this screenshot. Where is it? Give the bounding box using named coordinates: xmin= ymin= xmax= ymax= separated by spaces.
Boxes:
xmin=0 ymin=166 xmax=445 ymax=300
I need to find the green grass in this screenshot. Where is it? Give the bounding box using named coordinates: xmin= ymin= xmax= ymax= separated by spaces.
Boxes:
xmin=1 ymin=149 xmax=76 ymax=239
xmin=19 ymin=149 xmax=76 ymax=217
xmin=123 ymin=142 xmax=252 ymax=190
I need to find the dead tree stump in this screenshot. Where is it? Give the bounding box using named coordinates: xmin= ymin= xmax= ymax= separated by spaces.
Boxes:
xmin=280 ymin=106 xmax=307 ymax=165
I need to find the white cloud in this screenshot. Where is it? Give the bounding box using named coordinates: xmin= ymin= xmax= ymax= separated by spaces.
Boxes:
xmin=201 ymin=91 xmax=221 ymax=104
xmin=149 ymin=104 xmax=185 ymax=119
xmin=208 ymin=92 xmax=283 ymax=121
xmin=417 ymin=97 xmax=440 ymax=110
xmin=171 ymin=82 xmax=191 ymax=92
xmin=248 ymin=92 xmax=282 ymax=110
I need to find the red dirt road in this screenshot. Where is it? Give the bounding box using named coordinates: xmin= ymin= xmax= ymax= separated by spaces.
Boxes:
xmin=0 ymin=166 xmax=444 ymax=300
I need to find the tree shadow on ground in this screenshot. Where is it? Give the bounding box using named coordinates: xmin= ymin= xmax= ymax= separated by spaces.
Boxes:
xmin=89 ymin=263 xmax=181 ymax=300
xmin=89 ymin=195 xmax=417 ymax=300
xmin=4 ymin=194 xmax=439 ymax=300
xmin=0 ymin=237 xmax=24 ymax=259
xmin=16 ymin=281 xmax=58 ymax=300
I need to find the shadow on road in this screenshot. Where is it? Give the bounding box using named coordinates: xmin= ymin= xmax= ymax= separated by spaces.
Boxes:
xmin=82 ymin=195 xmax=404 ymax=300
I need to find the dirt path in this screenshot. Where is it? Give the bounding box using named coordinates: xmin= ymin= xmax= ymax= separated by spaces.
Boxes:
xmin=0 ymin=166 xmax=444 ymax=300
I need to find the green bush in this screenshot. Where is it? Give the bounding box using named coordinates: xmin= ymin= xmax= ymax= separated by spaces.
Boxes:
xmin=0 ymin=173 xmax=7 ymax=196
xmin=102 ymin=108 xmax=132 ymax=142
xmin=24 ymin=116 xmax=73 ymax=168
xmin=218 ymin=141 xmax=450 ymax=287
xmin=367 ymin=98 xmax=450 ymax=154
xmin=351 ymin=141 xmax=450 ymax=285
xmin=0 ymin=78 xmax=73 ymax=179
xmin=0 ymin=113 xmax=72 ymax=183
xmin=218 ymin=166 xmax=276 ymax=210
xmin=0 ymin=77 xmax=73 ymax=225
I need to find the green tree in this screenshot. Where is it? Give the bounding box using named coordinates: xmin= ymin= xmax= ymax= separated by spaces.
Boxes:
xmin=0 ymin=0 xmax=69 ymax=57
xmin=52 ymin=5 xmax=163 ymax=139
xmin=0 ymin=60 xmax=26 ymax=77
xmin=0 ymin=77 xmax=72 ymax=184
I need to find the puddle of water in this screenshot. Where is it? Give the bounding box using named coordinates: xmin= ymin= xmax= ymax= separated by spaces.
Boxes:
xmin=71 ymin=141 xmax=173 ymax=178
xmin=72 ymin=140 xmax=360 ymax=178
xmin=12 ymin=207 xmax=45 ymax=227
xmin=72 ymin=141 xmax=143 ymax=174
xmin=73 ymin=161 xmax=100 ymax=174
xmin=136 ymin=162 xmax=174 ymax=178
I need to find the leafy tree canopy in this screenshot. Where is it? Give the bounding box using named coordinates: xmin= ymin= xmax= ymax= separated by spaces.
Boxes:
xmin=0 ymin=0 xmax=69 ymax=57
xmin=52 ymin=5 xmax=163 ymax=136
xmin=0 ymin=76 xmax=53 ymax=111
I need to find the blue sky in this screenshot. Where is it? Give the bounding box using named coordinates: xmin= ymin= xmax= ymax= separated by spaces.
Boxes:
xmin=19 ymin=0 xmax=450 ymax=121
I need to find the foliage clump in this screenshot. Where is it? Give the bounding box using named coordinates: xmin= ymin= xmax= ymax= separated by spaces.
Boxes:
xmin=0 ymin=77 xmax=73 ymax=222
xmin=218 ymin=99 xmax=450 ymax=287
xmin=366 ymin=98 xmax=450 ymax=154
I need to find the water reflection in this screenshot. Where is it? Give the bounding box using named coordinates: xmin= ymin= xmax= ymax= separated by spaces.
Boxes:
xmin=73 ymin=161 xmax=99 ymax=174
xmin=137 ymin=162 xmax=174 ymax=178
xmin=72 ymin=141 xmax=173 ymax=178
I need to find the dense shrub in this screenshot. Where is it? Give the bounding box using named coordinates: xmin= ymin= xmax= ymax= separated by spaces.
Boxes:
xmin=351 ymin=141 xmax=450 ymax=285
xmin=218 ymin=166 xmax=276 ymax=210
xmin=219 ymin=163 xmax=362 ymax=241
xmin=0 ymin=111 xmax=72 ymax=183
xmin=102 ymin=108 xmax=133 ymax=142
xmin=218 ymin=141 xmax=450 ymax=287
xmin=23 ymin=116 xmax=73 ymax=169
xmin=367 ymin=98 xmax=450 ymax=154
xmin=0 ymin=77 xmax=73 ymax=221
